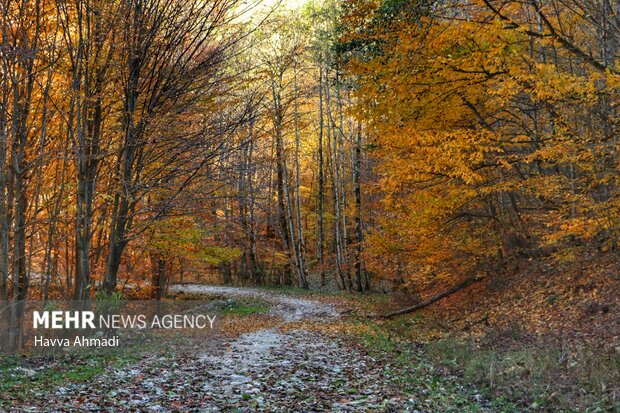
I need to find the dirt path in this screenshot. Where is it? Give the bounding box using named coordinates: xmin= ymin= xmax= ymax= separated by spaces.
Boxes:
xmin=169 ymin=284 xmax=340 ymax=321
xmin=6 ymin=285 xmax=415 ymax=412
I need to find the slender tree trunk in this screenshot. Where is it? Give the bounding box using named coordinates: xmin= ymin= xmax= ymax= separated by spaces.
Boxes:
xmin=239 ymin=138 xmax=250 ymax=283
xmin=74 ymin=90 xmax=103 ymax=299
xmin=335 ymin=70 xmax=350 ymax=286
xmin=27 ymin=56 xmax=54 ymax=296
xmin=317 ymin=63 xmax=326 ymax=287
xmin=353 ymin=123 xmax=366 ymax=292
xmin=0 ymin=1 xmax=9 ymax=302
xmin=9 ymin=85 xmax=33 ymax=352
xmin=43 ymin=135 xmax=69 ymax=302
xmin=293 ymin=61 xmax=308 ymax=288
xmin=325 ymin=68 xmax=348 ymax=291
xmin=150 ymin=253 xmax=166 ymax=300
xmin=104 ymin=35 xmax=142 ymax=294
xmin=271 ymin=80 xmax=293 ymax=286
xmin=0 ymin=29 xmax=9 ymax=301
xmin=246 ymin=120 xmax=262 ymax=284
xmin=7 ymin=3 xmax=40 ymax=349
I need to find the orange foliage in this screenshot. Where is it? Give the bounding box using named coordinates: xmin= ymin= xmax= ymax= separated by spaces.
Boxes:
xmin=343 ymin=0 xmax=619 ymax=289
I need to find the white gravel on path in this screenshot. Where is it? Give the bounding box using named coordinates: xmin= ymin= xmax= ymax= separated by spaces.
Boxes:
xmin=169 ymin=284 xmax=340 ymax=321
xmin=6 ymin=285 xmax=415 ymax=412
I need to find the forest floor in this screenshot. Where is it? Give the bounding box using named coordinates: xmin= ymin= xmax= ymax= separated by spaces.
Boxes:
xmin=0 ymin=284 xmax=518 ymax=413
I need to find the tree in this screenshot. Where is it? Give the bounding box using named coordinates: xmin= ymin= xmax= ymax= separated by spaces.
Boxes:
xmin=103 ymin=0 xmax=245 ymax=293
xmin=261 ymin=13 xmax=310 ymax=288
xmin=343 ymin=0 xmax=619 ymax=293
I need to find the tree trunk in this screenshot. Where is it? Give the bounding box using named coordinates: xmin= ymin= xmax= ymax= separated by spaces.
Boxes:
xmin=353 ymin=123 xmax=365 ymax=292
xmin=274 ymin=97 xmax=293 ymax=285
xmin=325 ymin=68 xmax=348 ymax=291
xmin=151 ymin=253 xmax=166 ymax=300
xmin=103 ymin=24 xmax=142 ymax=294
xmin=293 ymin=61 xmax=308 ymax=289
xmin=384 ymin=277 xmax=483 ymax=318
xmin=335 ymin=70 xmax=350 ymax=287
xmin=0 ymin=58 xmax=8 ymax=302
xmin=317 ymin=63 xmax=325 ymax=287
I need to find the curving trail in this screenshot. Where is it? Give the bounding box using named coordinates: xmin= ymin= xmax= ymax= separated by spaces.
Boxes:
xmin=6 ymin=285 xmax=414 ymax=413
xmin=169 ymin=284 xmax=340 ymax=321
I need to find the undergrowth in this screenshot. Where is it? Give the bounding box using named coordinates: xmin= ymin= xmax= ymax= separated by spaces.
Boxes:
xmin=0 ymin=351 xmax=140 ymax=405
xmin=426 ymin=337 xmax=620 ymax=412
xmin=347 ymin=311 xmax=620 ymax=412
xmin=353 ymin=322 xmax=519 ymax=412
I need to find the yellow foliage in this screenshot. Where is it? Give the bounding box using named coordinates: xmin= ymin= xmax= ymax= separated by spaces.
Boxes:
xmin=344 ymin=0 xmax=620 ymax=287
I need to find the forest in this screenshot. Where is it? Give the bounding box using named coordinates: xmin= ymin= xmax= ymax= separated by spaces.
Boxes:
xmin=0 ymin=0 xmax=618 ymax=411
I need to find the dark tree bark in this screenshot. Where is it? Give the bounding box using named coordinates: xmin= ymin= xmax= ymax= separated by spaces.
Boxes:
xmin=353 ymin=123 xmax=366 ymax=292
xmin=384 ymin=277 xmax=483 ymax=318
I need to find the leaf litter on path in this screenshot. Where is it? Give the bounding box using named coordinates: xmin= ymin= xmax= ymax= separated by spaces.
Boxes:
xmin=5 ymin=285 xmax=418 ymax=412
